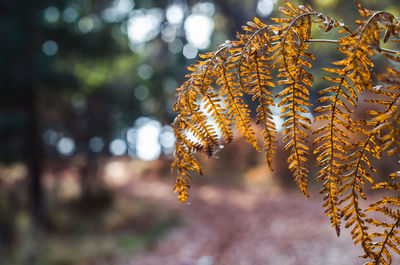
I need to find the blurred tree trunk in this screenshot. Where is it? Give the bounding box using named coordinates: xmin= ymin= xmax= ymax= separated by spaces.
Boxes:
xmin=25 ymin=87 xmax=44 ymax=228
xmin=22 ymin=0 xmax=45 ymax=229
xmin=78 ymin=97 xmax=107 ymax=209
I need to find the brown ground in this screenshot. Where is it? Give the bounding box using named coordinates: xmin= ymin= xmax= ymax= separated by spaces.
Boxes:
xmin=115 ymin=176 xmax=391 ymax=265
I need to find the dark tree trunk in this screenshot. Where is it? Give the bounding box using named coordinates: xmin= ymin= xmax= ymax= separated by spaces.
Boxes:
xmin=26 ymin=87 xmax=43 ymax=228
xmin=20 ymin=0 xmax=46 ymax=229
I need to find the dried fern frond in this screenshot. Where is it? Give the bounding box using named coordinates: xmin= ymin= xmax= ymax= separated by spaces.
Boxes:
xmin=171 ymin=2 xmax=400 ymax=262
xmin=339 ymin=74 xmax=400 ymax=261
xmin=339 ymin=75 xmax=400 ymax=245
xmin=313 ymin=2 xmax=399 ymax=238
xmin=172 ymin=47 xmax=235 ymax=201
xmin=364 ymin=180 xmax=400 ymax=265
xmin=172 ymin=127 xmax=203 ymax=202
xmin=371 ymin=67 xmax=400 ymax=157
xmin=216 ymin=48 xmax=259 ymax=151
xmin=272 ymin=3 xmax=317 ymax=197
xmin=233 ymin=17 xmax=277 ymax=169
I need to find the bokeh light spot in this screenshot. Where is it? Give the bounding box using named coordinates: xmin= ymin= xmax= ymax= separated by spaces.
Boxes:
xmin=137 ymin=64 xmax=154 ymax=80
xmin=104 ymin=161 xmax=130 ymax=187
xmin=257 ymin=0 xmax=276 ymax=17
xmin=102 ymin=0 xmax=134 ymax=23
xmin=78 ymin=17 xmax=94 ymax=33
xmin=136 ymin=118 xmax=162 ymax=161
xmin=168 ymin=39 xmax=183 ymax=53
xmin=109 ymin=139 xmax=127 ymax=156
xmin=161 ymin=23 xmax=176 ymax=43
xmin=166 ymin=3 xmax=185 ymax=25
xmin=192 ymin=2 xmax=215 ymax=17
xmin=126 ymin=128 xmax=137 ymax=145
xmin=44 ymin=6 xmax=60 ymax=23
xmin=89 ymin=137 xmax=104 ymax=153
xmin=270 ymin=104 xmax=283 ymax=132
xmin=42 ymin=40 xmax=58 ymax=56
xmin=63 ymin=7 xmax=79 ymax=23
xmin=134 ymin=85 xmax=150 ymax=101
xmin=127 ymin=8 xmax=163 ymax=45
xmin=160 ymin=129 xmax=175 ymax=149
xmin=183 ymin=43 xmax=198 ymax=59
xmin=43 ymin=129 xmax=60 ymax=146
xmin=184 ymin=14 xmax=214 ymax=49
xmin=57 ymin=137 xmax=75 ymax=156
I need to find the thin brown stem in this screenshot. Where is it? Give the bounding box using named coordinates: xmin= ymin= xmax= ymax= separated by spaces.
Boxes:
xmin=308 ymin=39 xmax=399 ymax=54
xmin=270 ymin=38 xmax=399 ymax=54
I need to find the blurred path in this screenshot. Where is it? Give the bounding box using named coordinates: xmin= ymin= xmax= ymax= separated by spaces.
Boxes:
xmin=115 ymin=177 xmax=384 ymax=265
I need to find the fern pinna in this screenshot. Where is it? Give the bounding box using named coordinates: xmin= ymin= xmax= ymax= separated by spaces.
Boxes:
xmin=172 ymin=1 xmax=400 ymax=263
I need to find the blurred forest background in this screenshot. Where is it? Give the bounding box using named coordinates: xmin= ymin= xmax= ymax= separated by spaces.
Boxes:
xmin=1 ymin=0 xmax=400 ymax=264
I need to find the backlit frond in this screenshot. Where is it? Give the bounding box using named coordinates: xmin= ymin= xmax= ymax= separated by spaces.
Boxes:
xmin=314 ymin=2 xmax=399 ymax=239
xmin=371 ymin=68 xmax=400 ymax=157
xmin=216 ymin=49 xmax=259 ymax=151
xmin=234 ymin=20 xmax=277 ymax=169
xmin=364 ymin=183 xmax=400 ymax=264
xmin=171 ymin=2 xmax=400 ymax=263
xmin=273 ymin=3 xmax=316 ymax=197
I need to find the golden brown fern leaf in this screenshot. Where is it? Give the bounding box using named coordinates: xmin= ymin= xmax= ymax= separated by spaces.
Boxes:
xmin=273 ymin=2 xmax=316 ymax=197
xmin=172 ymin=98 xmax=213 ymax=202
xmin=371 ymin=68 xmax=400 ymax=157
xmin=337 ymin=2 xmax=398 ymax=94
xmin=313 ymin=48 xmax=352 ymax=237
xmin=175 ymin=46 xmax=238 ymax=149
xmin=184 ymin=91 xmax=220 ymax=149
xmin=335 ymin=118 xmax=381 ymax=250
xmin=314 ymin=2 xmax=399 ymax=237
xmin=170 ymin=1 xmax=400 ymax=262
xmin=172 ymin=47 xmax=237 ymax=201
xmin=215 ymin=48 xmax=260 ymax=151
xmin=174 ymin=78 xmax=218 ymax=151
xmin=336 ymin=60 xmax=400 ymax=252
xmin=234 ymin=16 xmax=271 ymax=87
xmin=380 ymin=105 xmax=400 ymax=157
xmin=364 ymin=199 xmax=400 ymax=265
xmin=199 ymin=91 xmax=233 ymax=144
xmin=336 ymin=117 xmax=381 ymax=248
xmin=243 ymin=50 xmax=277 ymax=169
xmin=233 ymin=17 xmax=277 ymax=170
xmin=338 ymin=81 xmax=399 ymax=247
xmin=172 ymin=127 xmax=203 ymax=202
xmin=363 ymin=174 xmax=400 ymax=265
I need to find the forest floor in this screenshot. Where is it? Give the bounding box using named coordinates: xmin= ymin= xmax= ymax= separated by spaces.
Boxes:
xmin=114 ymin=175 xmax=387 ymax=265
xmin=4 ymin=158 xmax=398 ymax=265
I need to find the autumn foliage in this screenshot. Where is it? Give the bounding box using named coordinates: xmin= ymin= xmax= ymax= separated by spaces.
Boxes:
xmin=172 ymin=2 xmax=400 ymax=264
